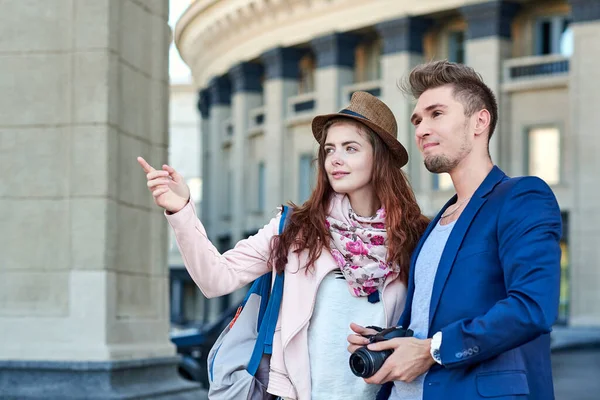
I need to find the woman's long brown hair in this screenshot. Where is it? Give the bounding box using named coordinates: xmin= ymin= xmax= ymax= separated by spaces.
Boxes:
xmin=267 ymin=118 xmax=429 ymax=284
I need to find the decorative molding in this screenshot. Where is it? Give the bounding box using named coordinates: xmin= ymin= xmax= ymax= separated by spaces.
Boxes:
xmin=502 ymin=54 xmax=570 ymax=92
xmin=229 ymin=62 xmax=264 ymax=93
xmin=311 ymin=32 xmax=360 ymax=68
xmin=342 ymin=80 xmax=383 ymax=101
xmin=461 ymin=0 xmax=520 ymax=40
xmin=174 ymin=0 xmax=506 ymax=87
xmin=501 ymin=75 xmax=569 ymax=93
xmin=376 ymin=16 xmax=432 ymax=55
xmin=569 ymin=0 xmax=600 ymax=23
xmin=287 ymin=92 xmax=317 ymax=116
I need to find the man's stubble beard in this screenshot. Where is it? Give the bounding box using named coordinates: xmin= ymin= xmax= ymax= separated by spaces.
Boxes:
xmin=424 ymin=154 xmax=459 ymax=173
xmin=424 ymin=123 xmax=472 ymax=174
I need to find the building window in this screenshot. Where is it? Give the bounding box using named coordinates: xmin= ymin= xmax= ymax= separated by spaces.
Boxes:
xmin=299 ymin=154 xmax=315 ymax=203
xmin=432 ymin=173 xmax=453 ymax=191
xmin=258 ymin=162 xmax=265 ymax=212
xmin=535 ymin=16 xmax=572 ymax=56
xmin=354 ymin=38 xmax=382 ymax=83
xmin=298 ymin=53 xmax=315 ymax=94
xmin=448 ymin=31 xmax=465 ymax=64
xmin=526 ymin=126 xmax=560 ymax=186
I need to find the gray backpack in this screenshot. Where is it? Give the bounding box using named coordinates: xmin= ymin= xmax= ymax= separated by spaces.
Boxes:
xmin=207 ymin=206 xmax=290 ymax=399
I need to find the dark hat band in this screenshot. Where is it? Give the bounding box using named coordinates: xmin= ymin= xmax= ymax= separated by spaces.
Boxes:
xmin=338 ymin=109 xmax=370 ymax=121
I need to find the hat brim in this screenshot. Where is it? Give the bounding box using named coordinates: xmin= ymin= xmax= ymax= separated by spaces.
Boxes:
xmin=311 ymin=113 xmax=409 ymax=168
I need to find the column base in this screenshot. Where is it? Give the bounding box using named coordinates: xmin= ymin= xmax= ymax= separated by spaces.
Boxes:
xmin=0 ymin=356 xmax=208 ymax=400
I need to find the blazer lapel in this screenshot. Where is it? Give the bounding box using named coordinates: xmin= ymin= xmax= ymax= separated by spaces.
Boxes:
xmin=427 ymin=197 xmax=486 ymax=326
xmin=427 ymin=166 xmax=507 ymax=327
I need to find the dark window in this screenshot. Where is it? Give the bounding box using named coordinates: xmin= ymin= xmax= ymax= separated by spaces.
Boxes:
xmin=535 ymin=16 xmax=572 ymax=56
xmin=448 ymin=31 xmax=465 ymax=64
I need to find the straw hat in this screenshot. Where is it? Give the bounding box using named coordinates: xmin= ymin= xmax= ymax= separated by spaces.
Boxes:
xmin=311 ymin=91 xmax=409 ymax=167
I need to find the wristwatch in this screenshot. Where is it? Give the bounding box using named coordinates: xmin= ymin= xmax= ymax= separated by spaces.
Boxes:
xmin=430 ymin=331 xmax=443 ymax=365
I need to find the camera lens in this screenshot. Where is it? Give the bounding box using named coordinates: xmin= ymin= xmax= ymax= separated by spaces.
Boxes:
xmin=349 ymin=348 xmax=392 ymax=378
xmin=349 ymin=354 xmax=366 ymax=375
xmin=349 ymin=348 xmax=378 ymax=378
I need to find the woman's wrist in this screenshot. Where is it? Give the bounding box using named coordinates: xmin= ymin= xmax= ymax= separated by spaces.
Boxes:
xmin=166 ymin=197 xmax=190 ymax=215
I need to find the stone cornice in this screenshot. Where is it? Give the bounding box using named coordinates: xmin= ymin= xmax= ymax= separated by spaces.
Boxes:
xmin=229 ymin=62 xmax=264 ymax=92
xmin=311 ymin=33 xmax=360 ymax=69
xmin=175 ymin=0 xmax=488 ymax=88
xmin=260 ymin=47 xmax=305 ymax=80
xmin=461 ymin=1 xmax=520 ymax=40
xmin=376 ymin=16 xmax=433 ymax=55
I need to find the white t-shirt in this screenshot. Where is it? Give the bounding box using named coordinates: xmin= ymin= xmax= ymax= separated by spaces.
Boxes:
xmin=391 ymin=220 xmax=456 ymax=400
xmin=308 ymin=271 xmax=386 ymax=400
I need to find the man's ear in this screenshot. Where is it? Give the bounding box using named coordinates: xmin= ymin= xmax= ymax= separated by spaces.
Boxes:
xmin=473 ymin=109 xmax=491 ymax=138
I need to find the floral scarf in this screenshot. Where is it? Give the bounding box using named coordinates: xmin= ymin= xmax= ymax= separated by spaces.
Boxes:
xmin=325 ymin=194 xmax=397 ymax=298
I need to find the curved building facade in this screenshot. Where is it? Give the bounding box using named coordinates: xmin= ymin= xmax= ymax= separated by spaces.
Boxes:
xmin=175 ymin=0 xmax=600 ymax=327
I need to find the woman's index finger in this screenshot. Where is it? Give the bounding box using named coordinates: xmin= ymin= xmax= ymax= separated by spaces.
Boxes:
xmin=137 ymin=156 xmax=155 ymax=172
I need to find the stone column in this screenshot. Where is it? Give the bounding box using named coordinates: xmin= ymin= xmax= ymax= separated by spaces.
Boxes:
xmin=260 ymin=47 xmax=302 ymax=214
xmin=0 ymin=1 xmax=205 ymax=398
xmin=311 ymin=33 xmax=359 ymax=113
xmin=462 ymin=0 xmax=520 ymax=167
xmin=377 ymin=16 xmax=431 ymax=195
xmin=566 ymin=0 xmax=600 ymax=326
xmin=228 ymin=62 xmax=264 ymax=243
xmin=207 ymin=76 xmax=232 ymax=241
xmin=198 ymin=88 xmax=211 ymax=223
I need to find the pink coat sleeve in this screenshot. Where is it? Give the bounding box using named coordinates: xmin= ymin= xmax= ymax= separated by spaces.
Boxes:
xmin=165 ymin=201 xmax=281 ymax=298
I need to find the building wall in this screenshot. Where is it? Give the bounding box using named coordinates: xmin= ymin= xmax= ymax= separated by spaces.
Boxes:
xmin=175 ymin=0 xmax=600 ymax=326
xmin=0 ymin=0 xmax=177 ymax=363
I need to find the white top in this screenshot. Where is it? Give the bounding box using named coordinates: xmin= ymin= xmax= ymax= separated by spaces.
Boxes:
xmin=391 ymin=219 xmax=456 ymax=400
xmin=308 ymin=271 xmax=386 ymax=400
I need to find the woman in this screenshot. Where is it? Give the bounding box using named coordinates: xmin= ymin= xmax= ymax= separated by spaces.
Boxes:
xmin=138 ymin=91 xmax=429 ymax=400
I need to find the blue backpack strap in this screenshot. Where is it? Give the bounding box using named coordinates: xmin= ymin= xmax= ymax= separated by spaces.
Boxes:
xmin=247 ymin=206 xmax=290 ymax=375
xmin=262 ymin=272 xmax=283 ymax=354
xmin=255 ymin=272 xmax=273 ymax=327
xmin=278 ymin=205 xmax=290 ymax=234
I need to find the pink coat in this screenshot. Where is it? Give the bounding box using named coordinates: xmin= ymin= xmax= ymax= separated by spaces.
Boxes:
xmin=166 ymin=201 xmax=407 ymax=400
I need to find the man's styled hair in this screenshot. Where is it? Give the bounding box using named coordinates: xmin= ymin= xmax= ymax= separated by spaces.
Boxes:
xmin=403 ymin=60 xmax=499 ymax=142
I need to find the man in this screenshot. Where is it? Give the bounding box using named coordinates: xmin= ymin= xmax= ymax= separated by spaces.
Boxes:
xmin=348 ymin=60 xmax=562 ymax=400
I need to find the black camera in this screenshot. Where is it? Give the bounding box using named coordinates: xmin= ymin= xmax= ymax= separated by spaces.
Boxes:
xmin=349 ymin=326 xmax=413 ymax=378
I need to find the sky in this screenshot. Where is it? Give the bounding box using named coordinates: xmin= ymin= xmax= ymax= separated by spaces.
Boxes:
xmin=169 ymin=0 xmax=193 ymax=84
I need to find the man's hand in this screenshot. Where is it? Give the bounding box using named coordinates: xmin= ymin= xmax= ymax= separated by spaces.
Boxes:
xmin=363 ymin=337 xmax=435 ymax=385
xmin=347 ymin=323 xmax=379 ymax=354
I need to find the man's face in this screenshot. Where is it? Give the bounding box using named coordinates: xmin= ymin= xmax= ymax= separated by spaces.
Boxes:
xmin=410 ymin=85 xmax=475 ymax=174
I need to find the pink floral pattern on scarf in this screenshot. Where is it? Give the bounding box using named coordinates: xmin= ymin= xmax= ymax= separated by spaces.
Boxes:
xmin=326 ymin=194 xmax=397 ymax=297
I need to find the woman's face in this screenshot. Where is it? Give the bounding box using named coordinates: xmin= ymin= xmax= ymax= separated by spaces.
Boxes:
xmin=323 ymin=121 xmax=375 ymax=200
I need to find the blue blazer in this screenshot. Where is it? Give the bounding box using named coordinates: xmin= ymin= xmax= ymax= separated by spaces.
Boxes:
xmin=379 ymin=166 xmax=562 ymax=400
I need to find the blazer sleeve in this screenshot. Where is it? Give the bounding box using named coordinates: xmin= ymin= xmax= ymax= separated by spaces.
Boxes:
xmin=165 ymin=200 xmax=281 ymax=298
xmin=439 ymin=177 xmax=562 ymax=368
